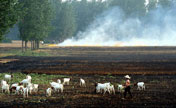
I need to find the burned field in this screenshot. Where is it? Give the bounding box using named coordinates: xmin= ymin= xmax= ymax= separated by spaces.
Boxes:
xmin=0 ymin=46 xmax=176 ymax=107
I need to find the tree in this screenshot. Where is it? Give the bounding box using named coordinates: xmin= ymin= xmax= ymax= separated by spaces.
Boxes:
xmin=72 ymin=0 xmax=107 ymax=35
xmin=57 ymin=2 xmax=76 ymax=42
xmin=0 ymin=0 xmax=20 ymax=42
xmin=47 ymin=0 xmax=108 ymax=42
xmin=47 ymin=0 xmax=62 ymax=42
xmin=19 ymin=0 xmax=53 ymax=51
xmin=18 ymin=0 xmax=34 ymax=51
xmin=109 ymin=0 xmax=146 ymax=17
xmin=48 ymin=1 xmax=76 ymax=43
xmin=158 ymin=0 xmax=172 ymax=7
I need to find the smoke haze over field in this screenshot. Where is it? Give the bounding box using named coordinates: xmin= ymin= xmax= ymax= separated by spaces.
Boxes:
xmin=59 ymin=3 xmax=176 ymax=46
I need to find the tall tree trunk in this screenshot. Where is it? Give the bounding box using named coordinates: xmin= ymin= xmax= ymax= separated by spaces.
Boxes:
xmin=33 ymin=40 xmax=35 ymax=50
xmin=22 ymin=40 xmax=24 ymax=52
xmin=31 ymin=40 xmax=34 ymax=50
xmin=25 ymin=41 xmax=28 ymax=51
xmin=35 ymin=40 xmax=37 ymax=50
xmin=37 ymin=40 xmax=39 ymax=49
xmin=34 ymin=40 xmax=36 ymax=50
xmin=33 ymin=40 xmax=36 ymax=50
xmin=31 ymin=41 xmax=33 ymax=50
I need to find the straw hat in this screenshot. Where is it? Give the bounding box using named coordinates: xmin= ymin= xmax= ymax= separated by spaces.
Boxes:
xmin=124 ymin=75 xmax=131 ymax=79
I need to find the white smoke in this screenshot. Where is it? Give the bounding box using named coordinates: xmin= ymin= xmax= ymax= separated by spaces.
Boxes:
xmin=59 ymin=3 xmax=176 ymax=46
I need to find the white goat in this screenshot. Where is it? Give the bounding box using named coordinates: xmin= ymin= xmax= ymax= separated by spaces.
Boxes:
xmin=96 ymin=82 xmax=111 ymax=94
xmin=108 ymin=84 xmax=115 ymax=94
xmin=50 ymin=82 xmax=59 ymax=87
xmin=10 ymin=83 xmax=19 ymax=93
xmin=26 ymin=75 xmax=32 ymax=83
xmin=33 ymin=84 xmax=39 ymax=93
xmin=1 ymin=80 xmax=7 ymax=86
xmin=15 ymin=85 xmax=24 ymax=95
xmin=50 ymin=82 xmax=64 ymax=93
xmin=23 ymin=87 xmax=29 ymax=98
xmin=57 ymin=79 xmax=61 ymax=84
xmin=136 ymin=82 xmax=145 ymax=91
xmin=11 ymin=83 xmax=19 ymax=87
xmin=117 ymin=85 xmax=124 ymax=93
xmin=51 ymin=83 xmax=64 ymax=93
xmin=20 ymin=79 xmax=31 ymax=86
xmin=46 ymin=88 xmax=52 ymax=97
xmin=4 ymin=74 xmax=13 ymax=82
xmin=63 ymin=78 xmax=70 ymax=85
xmin=27 ymin=83 xmax=33 ymax=94
xmin=80 ymin=78 xmax=86 ymax=87
xmin=1 ymin=83 xmax=10 ymax=94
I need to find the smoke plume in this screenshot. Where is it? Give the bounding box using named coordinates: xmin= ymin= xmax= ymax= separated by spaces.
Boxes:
xmin=59 ymin=3 xmax=176 ymax=46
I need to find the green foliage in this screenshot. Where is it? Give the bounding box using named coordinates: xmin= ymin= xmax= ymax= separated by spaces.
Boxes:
xmin=73 ymin=0 xmax=108 ymax=33
xmin=57 ymin=2 xmax=76 ymax=41
xmin=109 ymin=0 xmax=172 ymax=18
xmin=47 ymin=0 xmax=174 ymax=43
xmin=1 ymin=0 xmax=172 ymax=44
xmin=0 ymin=72 xmax=68 ymax=85
xmin=18 ymin=0 xmax=53 ymax=42
xmin=48 ymin=1 xmax=76 ymax=42
xmin=110 ymin=0 xmax=146 ymax=17
xmin=0 ymin=0 xmax=21 ymax=42
xmin=148 ymin=0 xmax=172 ymax=12
xmin=47 ymin=0 xmax=108 ymax=43
xmin=158 ymin=0 xmax=172 ymax=7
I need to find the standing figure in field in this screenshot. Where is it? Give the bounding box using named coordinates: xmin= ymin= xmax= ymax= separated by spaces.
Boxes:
xmin=123 ymin=75 xmax=132 ymax=99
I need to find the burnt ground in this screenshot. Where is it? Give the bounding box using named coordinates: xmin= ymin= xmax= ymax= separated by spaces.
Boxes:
xmin=1 ymin=47 xmax=176 ymax=74
xmin=0 ymin=75 xmax=176 ymax=108
xmin=0 ymin=46 xmax=176 ymax=107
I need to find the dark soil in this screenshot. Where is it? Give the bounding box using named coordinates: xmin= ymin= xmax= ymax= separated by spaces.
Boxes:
xmin=0 ymin=46 xmax=176 ymax=107
xmin=1 ymin=47 xmax=176 ymax=74
xmin=0 ymin=75 xmax=175 ymax=108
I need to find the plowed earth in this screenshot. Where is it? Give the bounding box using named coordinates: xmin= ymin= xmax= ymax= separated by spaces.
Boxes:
xmin=0 ymin=46 xmax=176 ymax=107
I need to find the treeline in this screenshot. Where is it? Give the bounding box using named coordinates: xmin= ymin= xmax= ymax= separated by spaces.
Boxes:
xmin=19 ymin=0 xmax=53 ymax=51
xmin=0 ymin=0 xmax=20 ymax=42
xmin=0 ymin=0 xmax=173 ymax=51
xmin=0 ymin=0 xmax=53 ymax=51
xmin=47 ymin=0 xmax=108 ymax=43
xmin=47 ymin=0 xmax=173 ymax=43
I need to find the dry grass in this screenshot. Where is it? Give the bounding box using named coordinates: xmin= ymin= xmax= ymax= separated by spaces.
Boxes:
xmin=0 ymin=59 xmax=19 ymax=63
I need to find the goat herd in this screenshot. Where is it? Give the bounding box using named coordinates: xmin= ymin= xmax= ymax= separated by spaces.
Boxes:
xmin=1 ymin=74 xmax=146 ymax=99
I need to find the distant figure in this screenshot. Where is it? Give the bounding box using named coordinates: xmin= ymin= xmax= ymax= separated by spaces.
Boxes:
xmin=123 ymin=75 xmax=132 ymax=99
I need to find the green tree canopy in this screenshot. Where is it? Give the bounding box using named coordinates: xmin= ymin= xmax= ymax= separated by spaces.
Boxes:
xmin=18 ymin=0 xmax=53 ymax=50
xmin=110 ymin=0 xmax=146 ymax=17
xmin=0 ymin=0 xmax=21 ymax=42
xmin=48 ymin=1 xmax=76 ymax=42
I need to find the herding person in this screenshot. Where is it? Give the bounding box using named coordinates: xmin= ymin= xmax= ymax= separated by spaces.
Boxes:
xmin=123 ymin=75 xmax=133 ymax=99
